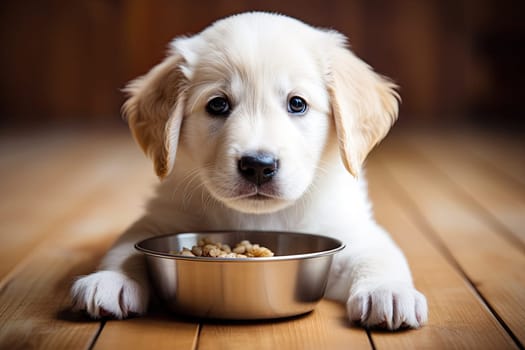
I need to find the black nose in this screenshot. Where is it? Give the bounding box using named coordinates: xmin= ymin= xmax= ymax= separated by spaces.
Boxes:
xmin=238 ymin=153 xmax=279 ymax=186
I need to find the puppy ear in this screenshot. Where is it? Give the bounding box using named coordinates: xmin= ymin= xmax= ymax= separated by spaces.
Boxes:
xmin=326 ymin=33 xmax=399 ymax=177
xmin=122 ymin=52 xmax=187 ymax=179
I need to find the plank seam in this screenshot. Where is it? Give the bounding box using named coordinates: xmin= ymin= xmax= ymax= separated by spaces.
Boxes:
xmin=366 ymin=329 xmax=377 ymax=350
xmin=192 ymin=323 xmax=203 ymax=350
xmin=87 ymin=320 xmax=106 ymax=350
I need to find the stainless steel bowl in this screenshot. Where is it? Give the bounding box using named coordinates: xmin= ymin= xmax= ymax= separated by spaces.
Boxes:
xmin=135 ymin=231 xmax=344 ymax=320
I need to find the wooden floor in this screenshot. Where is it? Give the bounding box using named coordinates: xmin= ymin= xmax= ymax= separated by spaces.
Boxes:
xmin=0 ymin=126 xmax=524 ymax=349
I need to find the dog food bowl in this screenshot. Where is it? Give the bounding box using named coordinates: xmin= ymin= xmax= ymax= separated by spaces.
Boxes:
xmin=135 ymin=231 xmax=345 ymax=320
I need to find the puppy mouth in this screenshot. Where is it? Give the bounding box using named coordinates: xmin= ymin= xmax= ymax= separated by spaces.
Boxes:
xmin=225 ymin=188 xmax=292 ymax=214
xmin=207 ymin=179 xmax=293 ymax=214
xmin=251 ymin=194 xmax=272 ymax=200
xmin=235 ymin=190 xmax=279 ymax=201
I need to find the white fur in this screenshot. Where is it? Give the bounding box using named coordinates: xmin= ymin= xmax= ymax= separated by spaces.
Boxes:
xmin=71 ymin=12 xmax=427 ymax=330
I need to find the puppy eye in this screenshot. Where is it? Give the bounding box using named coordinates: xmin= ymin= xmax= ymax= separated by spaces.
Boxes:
xmin=288 ymin=96 xmax=308 ymax=115
xmin=206 ymin=97 xmax=231 ymax=116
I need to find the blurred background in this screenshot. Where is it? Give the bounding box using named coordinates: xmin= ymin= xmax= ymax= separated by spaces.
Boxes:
xmin=0 ymin=0 xmax=524 ymax=131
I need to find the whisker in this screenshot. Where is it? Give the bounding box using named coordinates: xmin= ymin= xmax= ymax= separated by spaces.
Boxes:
xmin=170 ymin=166 xmax=202 ymax=202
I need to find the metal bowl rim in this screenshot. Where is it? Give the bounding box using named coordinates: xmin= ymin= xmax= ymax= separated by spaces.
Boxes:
xmin=135 ymin=230 xmax=345 ymax=262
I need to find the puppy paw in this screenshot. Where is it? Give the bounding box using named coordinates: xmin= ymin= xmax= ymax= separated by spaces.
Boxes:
xmin=347 ymin=281 xmax=427 ymax=330
xmin=71 ymin=270 xmax=149 ymax=319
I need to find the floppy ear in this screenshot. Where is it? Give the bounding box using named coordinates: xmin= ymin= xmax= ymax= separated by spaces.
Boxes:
xmin=122 ymin=52 xmax=187 ymax=179
xmin=326 ymin=33 xmax=399 ymax=177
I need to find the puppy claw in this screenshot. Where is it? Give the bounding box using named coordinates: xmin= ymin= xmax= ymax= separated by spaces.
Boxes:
xmin=347 ymin=281 xmax=427 ymax=331
xmin=71 ymin=270 xmax=149 ymax=319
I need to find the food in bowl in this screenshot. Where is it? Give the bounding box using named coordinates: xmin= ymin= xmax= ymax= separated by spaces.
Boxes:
xmin=175 ymin=237 xmax=274 ymax=258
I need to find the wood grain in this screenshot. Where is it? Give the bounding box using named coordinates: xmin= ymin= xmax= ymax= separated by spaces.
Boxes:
xmin=366 ymin=157 xmax=517 ymax=349
xmin=1 ymin=128 xmax=523 ymax=349
xmin=404 ymin=130 xmax=525 ymax=248
xmin=430 ymin=129 xmax=525 ymax=187
xmin=0 ymin=128 xmax=155 ymax=349
xmin=0 ymin=1 xmax=477 ymax=124
xmin=198 ymin=300 xmax=371 ymax=350
xmin=0 ymin=129 xmax=154 ymax=279
xmin=94 ymin=316 xmax=199 ymax=350
xmin=371 ymin=136 xmax=525 ymax=346
xmin=0 ymin=229 xmax=106 ymax=349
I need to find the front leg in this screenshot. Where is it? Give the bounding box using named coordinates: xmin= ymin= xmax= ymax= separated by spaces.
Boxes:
xmin=71 ymin=218 xmax=157 ymax=319
xmin=325 ymin=224 xmax=427 ymax=330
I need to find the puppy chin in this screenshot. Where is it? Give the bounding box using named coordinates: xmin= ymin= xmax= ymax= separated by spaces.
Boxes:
xmin=222 ymin=196 xmax=294 ymax=214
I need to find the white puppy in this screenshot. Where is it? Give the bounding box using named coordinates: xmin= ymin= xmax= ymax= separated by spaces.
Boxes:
xmin=72 ymin=12 xmax=427 ymax=330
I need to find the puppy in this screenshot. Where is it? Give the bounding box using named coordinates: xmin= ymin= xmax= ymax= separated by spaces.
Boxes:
xmin=72 ymin=12 xmax=427 ymax=330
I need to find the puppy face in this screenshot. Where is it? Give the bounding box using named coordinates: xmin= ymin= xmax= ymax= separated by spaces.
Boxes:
xmin=177 ymin=18 xmax=332 ymax=213
xmin=123 ymin=13 xmax=399 ymax=214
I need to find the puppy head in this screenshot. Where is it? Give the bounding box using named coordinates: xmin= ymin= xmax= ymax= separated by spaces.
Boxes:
xmin=123 ymin=12 xmax=398 ymax=214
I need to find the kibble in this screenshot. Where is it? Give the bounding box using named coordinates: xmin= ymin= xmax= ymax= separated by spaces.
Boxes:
xmin=174 ymin=237 xmax=274 ymax=258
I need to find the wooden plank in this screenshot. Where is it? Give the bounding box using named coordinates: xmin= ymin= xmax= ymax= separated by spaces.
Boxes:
xmin=0 ymin=225 xmax=109 ymax=349
xmin=369 ymin=136 xmax=525 ymax=347
xmin=2 ymin=127 xmax=521 ymax=349
xmin=403 ymin=130 xmax=525 ymax=248
xmin=437 ymin=129 xmax=525 ymax=187
xmin=0 ymin=194 xmax=137 ymax=349
xmin=93 ymin=316 xmax=199 ymax=350
xmin=365 ymin=156 xmax=517 ymax=349
xmin=197 ymin=299 xmax=371 ymax=350
xmin=385 ymin=128 xmax=525 ymax=187
xmin=0 ymin=129 xmax=154 ymax=279
xmin=0 ymin=130 xmax=157 ymax=349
